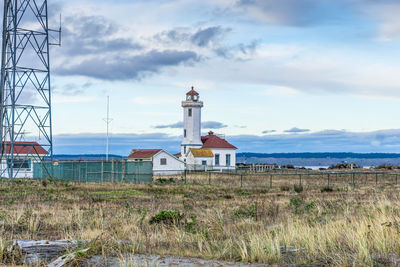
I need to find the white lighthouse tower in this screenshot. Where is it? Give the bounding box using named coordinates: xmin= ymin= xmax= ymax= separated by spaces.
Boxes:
xmin=181 ymin=87 xmax=203 ymax=161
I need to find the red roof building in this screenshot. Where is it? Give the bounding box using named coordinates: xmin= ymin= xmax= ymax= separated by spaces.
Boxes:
xmin=3 ymin=141 xmax=49 ymax=155
xmin=201 ymin=131 xmax=237 ymax=150
xmin=128 ymin=149 xmax=162 ymax=159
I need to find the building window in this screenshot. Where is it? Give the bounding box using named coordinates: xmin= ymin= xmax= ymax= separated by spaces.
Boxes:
xmin=215 ymin=154 xmax=220 ymax=166
xmin=160 ymin=158 xmax=167 ymax=165
xmin=188 ymin=108 xmax=192 ymax=117
xmin=7 ymin=159 xmax=30 ymax=169
xmin=202 ymin=160 xmax=207 ymax=166
xmin=226 ymin=154 xmax=231 ymax=166
xmin=184 ymin=129 xmax=187 ymax=138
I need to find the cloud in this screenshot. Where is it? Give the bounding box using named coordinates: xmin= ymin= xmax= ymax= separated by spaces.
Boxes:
xmin=154 ymin=121 xmax=228 ymax=129
xmin=262 ymin=130 xmax=276 ymax=134
xmin=156 ymin=26 xmax=231 ymax=48
xmin=60 ymin=15 xmax=143 ymax=57
xmin=53 ymin=13 xmax=206 ymax=81
xmin=54 ymin=82 xmax=94 ymax=96
xmin=56 ymin=49 xmax=200 ymax=80
xmin=231 ymin=0 xmax=351 ymax=26
xmin=154 ymin=122 xmax=184 ymax=129
xmin=284 ymin=127 xmax=310 ymax=133
xmin=191 ymin=27 xmax=231 ymax=47
xmin=202 ymin=121 xmax=228 ymax=129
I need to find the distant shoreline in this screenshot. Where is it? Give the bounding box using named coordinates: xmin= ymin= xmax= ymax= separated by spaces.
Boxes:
xmin=50 ymin=153 xmax=400 ymax=167
xmin=237 ymin=153 xmax=400 ymax=167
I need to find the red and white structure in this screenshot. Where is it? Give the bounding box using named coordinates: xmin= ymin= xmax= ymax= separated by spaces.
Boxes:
xmin=1 ymin=142 xmax=48 ymax=178
xmin=128 ymin=149 xmax=185 ymax=175
xmin=180 ymin=88 xmax=237 ymax=171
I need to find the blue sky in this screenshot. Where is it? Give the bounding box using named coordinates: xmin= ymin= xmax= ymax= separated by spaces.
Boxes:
xmin=31 ymin=0 xmax=400 ymax=154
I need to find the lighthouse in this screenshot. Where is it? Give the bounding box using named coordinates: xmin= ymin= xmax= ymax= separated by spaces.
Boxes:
xmin=181 ymin=87 xmax=203 ymax=161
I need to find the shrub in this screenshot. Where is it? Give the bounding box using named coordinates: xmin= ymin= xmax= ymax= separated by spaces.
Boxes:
xmin=150 ymin=210 xmax=183 ymax=225
xmin=321 ymin=187 xmax=334 ymax=193
xmin=280 ymin=185 xmax=290 ymax=192
xmin=289 ymin=197 xmax=304 ymax=209
xmin=293 ymin=184 xmax=303 ymax=193
xmin=185 ymin=215 xmax=197 ymax=233
xmin=155 ymin=178 xmax=175 ymax=184
xmin=234 ymin=205 xmax=256 ymax=218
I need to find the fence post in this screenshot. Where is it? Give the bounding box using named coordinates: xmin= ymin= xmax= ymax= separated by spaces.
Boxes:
xmin=269 ymin=174 xmax=272 ymax=189
xmin=78 ymin=161 xmax=81 ymax=182
xmin=111 ymin=158 xmax=114 ymax=183
xmin=240 ymin=174 xmax=243 ymax=188
xmin=396 ymin=174 xmax=398 ymax=185
xmin=122 ymin=159 xmax=125 ymax=182
xmin=328 ymin=174 xmax=330 ymax=188
xmin=352 ymin=173 xmax=355 ymax=187
xmin=72 ymin=162 xmax=75 ymax=182
xmin=209 ymin=172 xmax=211 ymax=185
xmin=376 ymin=173 xmax=378 ymax=185
xmin=101 ymin=159 xmax=104 ymax=183
xmin=184 ymin=170 xmax=187 ymax=184
xmin=299 ymin=174 xmax=302 ymax=186
xmin=85 ymin=162 xmax=88 ymax=183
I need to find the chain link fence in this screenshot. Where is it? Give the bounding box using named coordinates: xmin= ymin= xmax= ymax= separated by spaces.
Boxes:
xmin=33 ymin=160 xmax=153 ymax=183
xmin=153 ymin=169 xmax=400 ymax=190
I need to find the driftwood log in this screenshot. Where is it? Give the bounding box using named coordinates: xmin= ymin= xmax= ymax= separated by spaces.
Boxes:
xmin=14 ymin=240 xmax=76 ymax=265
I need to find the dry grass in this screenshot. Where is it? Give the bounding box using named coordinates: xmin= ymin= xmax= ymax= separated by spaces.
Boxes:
xmin=0 ymin=178 xmax=400 ymax=266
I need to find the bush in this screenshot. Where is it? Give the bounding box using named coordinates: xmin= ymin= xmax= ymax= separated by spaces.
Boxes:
xmin=321 ymin=186 xmax=334 ymax=193
xmin=289 ymin=197 xmax=304 ymax=209
xmin=150 ymin=210 xmax=183 ymax=225
xmin=280 ymin=185 xmax=291 ymax=192
xmin=234 ymin=205 xmax=256 ymax=218
xmin=155 ymin=178 xmax=175 ymax=184
xmin=293 ymin=184 xmax=303 ymax=193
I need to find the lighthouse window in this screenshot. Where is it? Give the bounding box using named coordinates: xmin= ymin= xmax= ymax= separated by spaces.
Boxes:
xmin=184 ymin=129 xmax=187 ymax=138
xmin=188 ymin=108 xmax=192 ymax=117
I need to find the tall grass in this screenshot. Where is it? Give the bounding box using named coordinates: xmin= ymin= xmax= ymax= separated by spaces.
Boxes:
xmin=0 ymin=179 xmax=399 ymax=266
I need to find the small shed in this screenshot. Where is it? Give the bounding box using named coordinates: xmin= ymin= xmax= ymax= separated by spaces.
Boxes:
xmin=1 ymin=141 xmax=49 ymax=178
xmin=127 ymin=149 xmax=185 ymax=175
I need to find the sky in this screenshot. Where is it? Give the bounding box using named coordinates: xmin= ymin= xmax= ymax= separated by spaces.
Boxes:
xmin=26 ymin=0 xmax=400 ymax=154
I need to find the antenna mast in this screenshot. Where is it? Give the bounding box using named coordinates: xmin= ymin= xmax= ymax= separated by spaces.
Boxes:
xmin=0 ymin=0 xmax=61 ymax=178
xmin=103 ymin=96 xmax=113 ymax=161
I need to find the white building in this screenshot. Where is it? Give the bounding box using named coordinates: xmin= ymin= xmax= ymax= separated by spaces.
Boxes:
xmin=1 ymin=141 xmax=49 ymax=178
xmin=127 ymin=149 xmax=185 ymax=175
xmin=179 ymin=88 xmax=237 ymax=171
xmin=186 ymin=148 xmax=214 ymax=171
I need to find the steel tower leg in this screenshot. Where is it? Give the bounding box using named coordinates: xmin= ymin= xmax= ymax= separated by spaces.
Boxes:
xmin=0 ymin=0 xmax=60 ymax=179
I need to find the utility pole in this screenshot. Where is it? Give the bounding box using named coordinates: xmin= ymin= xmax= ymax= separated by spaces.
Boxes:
xmin=103 ymin=96 xmax=113 ymax=161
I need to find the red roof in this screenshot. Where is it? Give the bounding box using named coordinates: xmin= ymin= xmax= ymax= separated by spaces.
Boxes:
xmin=174 ymin=152 xmax=182 ymax=158
xmin=3 ymin=141 xmax=49 ymax=155
xmin=201 ymin=132 xmax=237 ymax=149
xmin=128 ymin=149 xmax=162 ymax=159
xmin=186 ymin=86 xmax=199 ymax=96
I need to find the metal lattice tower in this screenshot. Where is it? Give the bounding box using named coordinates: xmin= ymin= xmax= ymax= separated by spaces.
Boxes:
xmin=0 ymin=0 xmax=60 ymax=178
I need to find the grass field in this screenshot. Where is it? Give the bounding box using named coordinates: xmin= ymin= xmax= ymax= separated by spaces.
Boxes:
xmin=1 ymin=177 xmax=400 ymax=266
